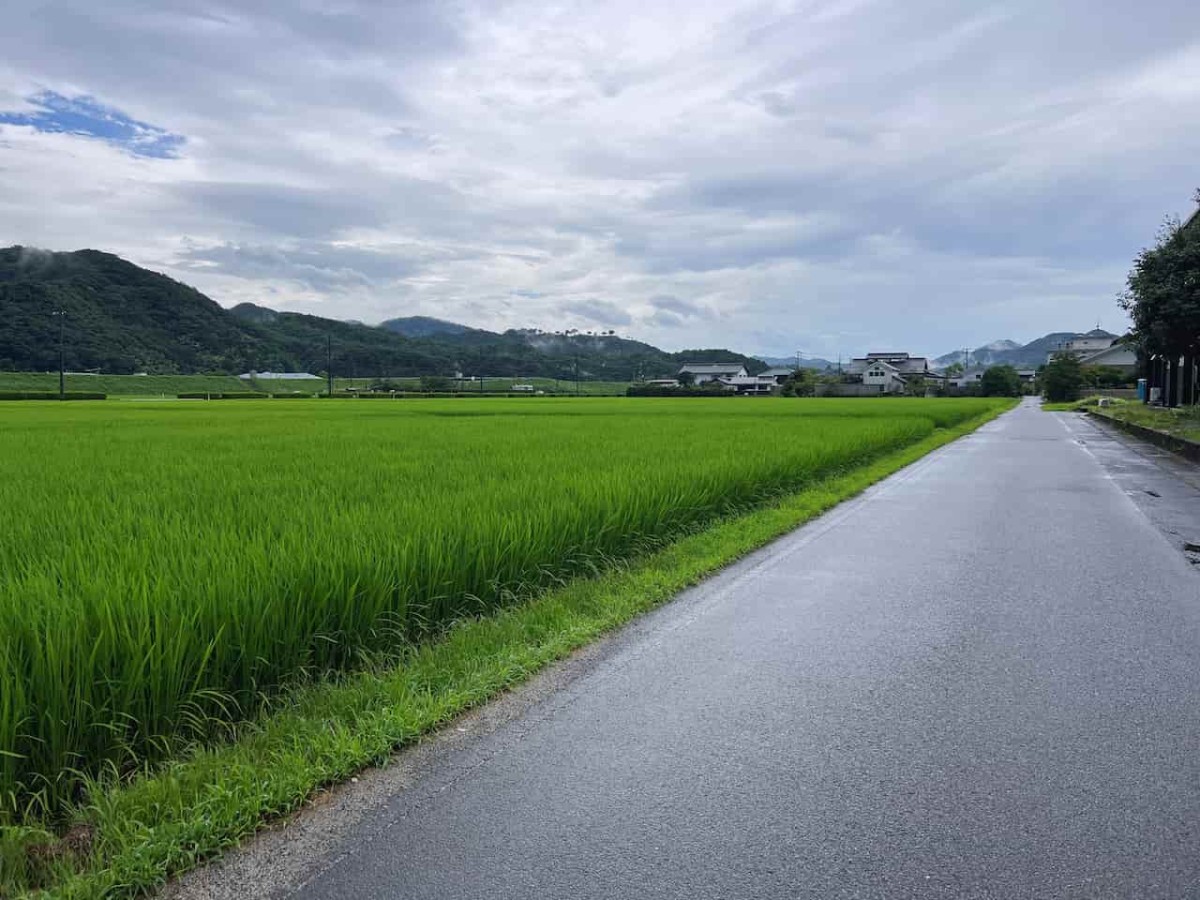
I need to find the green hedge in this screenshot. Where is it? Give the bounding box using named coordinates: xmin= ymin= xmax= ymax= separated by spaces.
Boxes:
xmin=320 ymin=391 xmax=550 ymax=399
xmin=626 ymin=385 xmax=738 ymax=397
xmin=0 ymin=391 xmax=107 ymax=401
xmin=177 ymin=392 xmax=271 ymax=400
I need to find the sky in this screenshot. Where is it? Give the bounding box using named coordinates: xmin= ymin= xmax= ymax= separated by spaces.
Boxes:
xmin=2 ymin=1 xmax=1199 ymax=359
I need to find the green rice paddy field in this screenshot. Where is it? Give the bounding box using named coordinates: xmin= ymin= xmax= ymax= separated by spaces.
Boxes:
xmin=0 ymin=396 xmax=1006 ymax=824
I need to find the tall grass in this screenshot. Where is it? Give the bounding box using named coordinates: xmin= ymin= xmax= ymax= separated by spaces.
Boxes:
xmin=0 ymin=397 xmax=1004 ymax=820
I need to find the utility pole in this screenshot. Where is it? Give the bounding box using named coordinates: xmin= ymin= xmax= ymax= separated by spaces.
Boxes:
xmin=52 ymin=309 xmax=66 ymax=399
xmin=574 ymin=356 xmax=580 ymax=396
xmin=795 ymin=349 xmax=802 ymax=373
xmin=326 ymin=335 xmax=333 ymax=396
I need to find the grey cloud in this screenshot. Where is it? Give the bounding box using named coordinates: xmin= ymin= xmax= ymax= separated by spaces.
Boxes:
xmin=176 ymin=183 xmax=385 ymax=239
xmin=647 ymin=309 xmax=685 ymax=329
xmin=176 ymin=241 xmax=422 ymax=292
xmin=562 ymin=298 xmax=633 ymax=327
xmin=647 ymin=294 xmax=706 ymax=317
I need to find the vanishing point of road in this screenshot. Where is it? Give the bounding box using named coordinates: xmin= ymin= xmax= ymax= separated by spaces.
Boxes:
xmin=182 ymin=399 xmax=1200 ymax=900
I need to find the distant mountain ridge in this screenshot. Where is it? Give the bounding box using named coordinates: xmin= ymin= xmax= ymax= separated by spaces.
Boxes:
xmin=0 ymin=246 xmax=763 ymax=380
xmin=933 ymin=331 xmax=1116 ymax=370
xmin=755 ymin=354 xmax=837 ymax=371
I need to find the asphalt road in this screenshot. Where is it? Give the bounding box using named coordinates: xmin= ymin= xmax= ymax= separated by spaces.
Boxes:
xmin=263 ymin=399 xmax=1200 ymax=899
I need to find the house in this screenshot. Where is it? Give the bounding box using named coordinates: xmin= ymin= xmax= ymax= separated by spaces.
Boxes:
xmin=644 ymin=378 xmax=681 ymax=388
xmin=859 ymin=359 xmax=908 ymax=394
xmin=758 ymin=366 xmax=795 ymax=385
xmin=947 ymin=368 xmax=986 ymax=390
xmin=845 ymin=353 xmax=946 ymax=392
xmin=1078 ymin=342 xmax=1137 ymax=375
xmin=678 ymin=363 xmax=748 ymax=384
xmin=948 ymin=367 xmax=1038 ymax=390
xmin=1047 ymin=329 xmax=1118 ymax=363
xmin=716 ymin=374 xmax=779 ymax=395
xmin=240 ymin=371 xmax=318 ymax=380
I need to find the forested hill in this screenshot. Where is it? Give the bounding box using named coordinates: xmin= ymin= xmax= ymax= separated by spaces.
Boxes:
xmin=0 ymin=247 xmax=762 ymax=379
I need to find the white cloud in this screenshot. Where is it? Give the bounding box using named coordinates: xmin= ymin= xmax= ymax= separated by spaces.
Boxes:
xmin=2 ymin=0 xmax=1198 ymax=356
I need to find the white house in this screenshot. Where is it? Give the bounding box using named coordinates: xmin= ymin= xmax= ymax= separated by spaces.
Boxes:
xmin=1078 ymin=342 xmax=1137 ymax=375
xmin=240 ymin=371 xmax=319 ymax=380
xmin=717 ymin=374 xmax=779 ymax=395
xmin=860 ymin=360 xmax=908 ymax=394
xmin=678 ymin=363 xmax=748 ymax=384
xmin=1047 ymin=329 xmax=1118 ymax=363
xmin=846 ymin=352 xmax=945 ymax=392
xmin=847 ymin=352 xmax=944 ymax=382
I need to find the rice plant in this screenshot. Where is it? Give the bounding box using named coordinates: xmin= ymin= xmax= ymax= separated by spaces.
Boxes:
xmin=0 ymin=396 xmax=1003 ymax=821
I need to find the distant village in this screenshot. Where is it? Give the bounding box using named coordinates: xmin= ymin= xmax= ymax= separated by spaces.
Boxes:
xmin=650 ymin=329 xmax=1135 ymax=397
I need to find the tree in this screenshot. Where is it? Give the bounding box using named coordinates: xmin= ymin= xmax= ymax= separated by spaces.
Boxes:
xmin=676 ymin=370 xmax=695 ymax=387
xmin=419 ymin=375 xmax=453 ymax=392
xmin=781 ymin=369 xmax=815 ymax=397
xmin=979 ymin=365 xmax=1022 ymax=397
xmin=1082 ymin=365 xmax=1131 ymax=388
xmin=1118 ymin=203 xmax=1200 ymax=405
xmin=1041 ymin=354 xmax=1084 ymax=402
xmin=944 ymin=361 xmax=965 ymax=377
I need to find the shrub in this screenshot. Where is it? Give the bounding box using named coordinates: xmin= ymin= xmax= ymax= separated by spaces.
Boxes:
xmin=177 ymin=392 xmax=270 ymax=400
xmin=0 ymin=391 xmax=106 ymax=401
xmin=626 ymin=385 xmax=739 ymax=397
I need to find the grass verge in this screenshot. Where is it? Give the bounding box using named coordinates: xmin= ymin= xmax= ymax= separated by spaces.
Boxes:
xmin=10 ymin=402 xmax=1013 ymax=899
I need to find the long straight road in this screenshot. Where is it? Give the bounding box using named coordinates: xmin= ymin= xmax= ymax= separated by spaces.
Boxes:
xmin=213 ymin=400 xmax=1200 ymax=900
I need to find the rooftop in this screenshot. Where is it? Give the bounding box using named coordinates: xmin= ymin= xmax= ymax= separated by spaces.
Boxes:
xmin=678 ymin=363 xmax=746 ymax=374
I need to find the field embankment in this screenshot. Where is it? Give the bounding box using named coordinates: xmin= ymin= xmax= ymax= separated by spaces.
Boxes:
xmin=0 ymin=372 xmax=634 ymax=397
xmin=0 ymin=397 xmax=1010 ymax=895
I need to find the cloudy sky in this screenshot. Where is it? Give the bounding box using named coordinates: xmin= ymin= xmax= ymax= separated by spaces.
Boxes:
xmin=2 ymin=1 xmax=1199 ymax=358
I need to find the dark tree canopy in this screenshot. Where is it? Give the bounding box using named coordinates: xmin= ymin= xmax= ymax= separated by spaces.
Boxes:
xmin=979 ymin=365 xmax=1022 ymax=397
xmin=1040 ymin=354 xmax=1084 ymax=403
xmin=1119 ymin=206 xmax=1200 ymax=360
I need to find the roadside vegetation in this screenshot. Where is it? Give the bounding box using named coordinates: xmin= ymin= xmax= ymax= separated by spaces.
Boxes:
xmin=0 ymin=372 xmax=634 ymax=397
xmin=0 ymin=372 xmax=247 ymax=396
xmin=1118 ymin=193 xmax=1200 ymax=406
xmin=1055 ymin=396 xmax=1200 ymax=443
xmin=0 ymin=397 xmax=1012 ymax=896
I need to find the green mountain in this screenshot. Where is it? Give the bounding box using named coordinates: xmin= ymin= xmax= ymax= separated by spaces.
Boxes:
xmin=0 ymin=247 xmax=762 ymax=379
xmin=379 ymin=316 xmax=488 ymax=339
